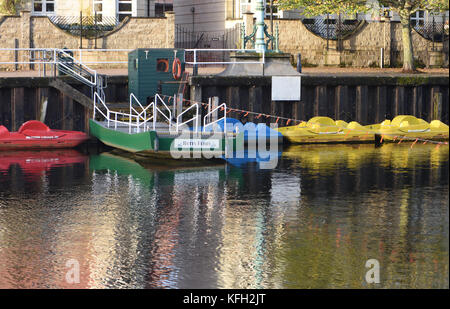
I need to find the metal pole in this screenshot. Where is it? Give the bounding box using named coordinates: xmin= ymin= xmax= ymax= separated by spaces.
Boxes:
xmin=191 ymin=7 xmax=195 ymax=33
xmin=297 ymin=53 xmax=302 ymax=73
xmin=270 ymin=0 xmax=274 ymax=50
xmin=80 ymin=11 xmax=83 ymax=49
xmin=338 ymin=13 xmax=341 ymax=51
xmin=254 ymin=0 xmax=267 ymax=52
xmin=326 ymin=13 xmax=329 ymax=51
xmin=432 ymin=15 xmax=435 ymax=51
xmin=95 ymin=11 xmax=98 ymax=49
xmin=193 ymin=49 xmax=198 ymax=76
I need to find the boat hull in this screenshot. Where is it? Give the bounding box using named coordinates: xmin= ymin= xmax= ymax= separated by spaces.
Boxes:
xmin=276 ymin=117 xmax=375 ymax=144
xmin=278 ymin=130 xmax=375 ymax=144
xmin=368 ymin=117 xmax=449 ymax=142
xmin=89 ymin=119 xmax=231 ymax=160
xmin=0 ymin=121 xmax=89 ymax=150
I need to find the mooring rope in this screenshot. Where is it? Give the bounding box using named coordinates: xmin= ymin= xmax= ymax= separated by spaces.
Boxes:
xmin=159 ymin=95 xmax=449 ymax=148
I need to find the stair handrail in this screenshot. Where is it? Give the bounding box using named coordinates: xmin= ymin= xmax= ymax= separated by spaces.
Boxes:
xmin=54 ymin=48 xmax=107 ymax=104
xmin=93 ymin=91 xmax=109 ymax=124
xmin=203 ymin=103 xmax=227 ymax=133
xmin=176 ymin=103 xmax=200 ymax=133
xmin=55 ymin=48 xmax=98 ymax=86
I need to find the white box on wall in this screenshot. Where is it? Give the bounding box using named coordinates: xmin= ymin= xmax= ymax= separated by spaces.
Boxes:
xmin=271 ymin=76 xmax=301 ymax=101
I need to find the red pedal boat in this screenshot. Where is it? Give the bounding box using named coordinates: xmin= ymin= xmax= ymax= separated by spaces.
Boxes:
xmin=0 ymin=150 xmax=88 ymax=176
xmin=0 ymin=120 xmax=89 ymax=150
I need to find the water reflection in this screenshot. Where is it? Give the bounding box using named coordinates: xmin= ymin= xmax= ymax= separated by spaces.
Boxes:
xmin=0 ymin=144 xmax=448 ymax=289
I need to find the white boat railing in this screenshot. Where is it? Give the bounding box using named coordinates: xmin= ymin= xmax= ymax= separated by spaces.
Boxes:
xmin=203 ymin=103 xmax=227 ymax=133
xmin=177 ymin=103 xmax=200 ymax=133
xmin=94 ymin=92 xmax=228 ymax=135
xmin=94 ymin=92 xmax=150 ymax=133
xmin=130 ymin=93 xmax=154 ymax=130
xmin=153 ymin=94 xmax=173 ymax=131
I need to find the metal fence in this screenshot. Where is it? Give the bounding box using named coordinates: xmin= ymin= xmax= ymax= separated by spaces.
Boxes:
xmin=175 ymin=25 xmax=241 ymax=64
xmin=301 ymin=16 xmax=365 ymax=49
xmin=413 ymin=18 xmax=449 ymax=44
xmin=49 ymin=15 xmax=121 ymax=39
xmin=0 ymin=48 xmax=131 ymax=73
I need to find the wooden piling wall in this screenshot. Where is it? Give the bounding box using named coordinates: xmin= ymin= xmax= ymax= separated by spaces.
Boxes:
xmin=189 ymin=75 xmax=449 ymax=125
xmin=0 ymin=76 xmax=128 ymax=132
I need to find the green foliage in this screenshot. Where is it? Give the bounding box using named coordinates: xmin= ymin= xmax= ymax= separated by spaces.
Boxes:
xmin=0 ymin=0 xmax=21 ymax=15
xmin=275 ymin=0 xmax=369 ymax=16
xmin=378 ymin=0 xmax=449 ymax=15
xmin=276 ymin=0 xmax=449 ymax=72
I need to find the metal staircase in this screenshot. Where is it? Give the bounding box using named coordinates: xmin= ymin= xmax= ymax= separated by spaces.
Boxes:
xmin=55 ymin=49 xmax=107 ymax=102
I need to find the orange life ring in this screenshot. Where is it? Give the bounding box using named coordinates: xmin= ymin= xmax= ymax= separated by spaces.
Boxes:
xmin=156 ymin=58 xmax=169 ymax=72
xmin=172 ymin=58 xmax=182 ymax=80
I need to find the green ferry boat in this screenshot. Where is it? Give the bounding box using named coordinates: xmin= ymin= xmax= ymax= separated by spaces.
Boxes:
xmin=90 ymin=93 xmax=238 ymax=161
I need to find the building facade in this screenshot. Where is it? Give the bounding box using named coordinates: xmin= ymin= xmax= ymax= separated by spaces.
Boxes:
xmin=18 ymin=0 xmax=173 ymax=20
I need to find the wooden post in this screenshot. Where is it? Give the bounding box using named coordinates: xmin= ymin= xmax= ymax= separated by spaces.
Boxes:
xmin=432 ymin=91 xmax=442 ymax=121
xmin=394 ymin=86 xmax=405 ymax=118
xmin=249 ymin=86 xmax=263 ymax=123
xmin=356 ymin=85 xmax=368 ymax=124
xmin=412 ymin=86 xmax=423 ymax=119
xmin=315 ymin=86 xmax=327 ymax=117
xmin=211 ymin=96 xmax=219 ymax=122
xmin=172 ymin=93 xmax=177 ymax=118
xmin=335 ymin=85 xmax=348 ymax=121
xmin=11 ymin=88 xmax=24 ymax=131
xmin=62 ymin=93 xmax=74 ymax=130
xmin=190 ymin=85 xmax=202 ymax=106
xmin=0 ymin=88 xmax=12 ymax=130
xmin=375 ymin=86 xmax=387 ymax=123
xmin=176 ymin=93 xmax=183 ymax=118
xmin=228 ymin=87 xmax=240 ymax=111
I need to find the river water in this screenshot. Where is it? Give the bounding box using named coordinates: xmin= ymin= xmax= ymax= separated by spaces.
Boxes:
xmin=0 ymin=144 xmax=448 ymax=289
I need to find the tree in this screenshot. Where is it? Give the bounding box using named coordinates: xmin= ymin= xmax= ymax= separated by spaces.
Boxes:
xmin=275 ymin=0 xmax=368 ymax=16
xmin=378 ymin=0 xmax=449 ymax=72
xmin=276 ymin=0 xmax=450 ymax=72
xmin=0 ymin=0 xmax=22 ymax=15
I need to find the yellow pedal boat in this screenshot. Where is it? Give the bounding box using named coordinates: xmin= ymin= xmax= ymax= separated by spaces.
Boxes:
xmin=368 ymin=115 xmax=449 ymax=142
xmin=276 ymin=116 xmax=375 ymax=144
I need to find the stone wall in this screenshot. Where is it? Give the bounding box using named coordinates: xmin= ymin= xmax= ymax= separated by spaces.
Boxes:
xmin=0 ymin=11 xmax=175 ymax=70
xmin=274 ymin=18 xmax=447 ymax=68
xmin=1 ymin=11 xmax=448 ymax=69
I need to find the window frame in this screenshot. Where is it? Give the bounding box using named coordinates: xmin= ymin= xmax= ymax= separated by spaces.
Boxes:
xmin=411 ymin=10 xmax=426 ymax=27
xmin=93 ymin=0 xmax=104 ymax=23
xmin=32 ymin=0 xmax=56 ymax=16
xmin=117 ymin=0 xmax=134 ymax=22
